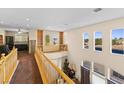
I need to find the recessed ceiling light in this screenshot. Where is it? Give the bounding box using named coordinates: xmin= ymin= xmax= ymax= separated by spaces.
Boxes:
xmin=26 ymin=18 xmax=30 ymax=21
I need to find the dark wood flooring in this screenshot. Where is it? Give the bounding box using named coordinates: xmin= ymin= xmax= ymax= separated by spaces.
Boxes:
xmin=10 ymin=51 xmax=43 ymax=84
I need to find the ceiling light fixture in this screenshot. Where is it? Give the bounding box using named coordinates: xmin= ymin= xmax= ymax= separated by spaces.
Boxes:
xmin=64 ymin=24 xmax=68 ymax=26
xmin=18 ymin=28 xmax=22 ymax=34
xmin=94 ymin=8 xmax=102 ymax=12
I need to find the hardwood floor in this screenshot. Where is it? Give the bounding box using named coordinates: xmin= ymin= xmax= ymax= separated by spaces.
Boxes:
xmin=10 ymin=51 xmax=43 ymax=84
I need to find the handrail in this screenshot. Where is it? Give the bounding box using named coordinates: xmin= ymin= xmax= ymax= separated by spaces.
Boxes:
xmin=0 ymin=47 xmax=18 ymax=84
xmin=41 ymin=51 xmax=74 ymax=84
xmin=38 ymin=44 xmax=68 ymax=53
xmin=34 ymin=46 xmax=74 ymax=84
xmin=34 ymin=48 xmax=48 ymax=84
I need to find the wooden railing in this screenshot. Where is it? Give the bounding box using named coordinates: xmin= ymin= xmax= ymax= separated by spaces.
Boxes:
xmin=0 ymin=47 xmax=18 ymax=84
xmin=37 ymin=44 xmax=68 ymax=53
xmin=59 ymin=44 xmax=68 ymax=51
xmin=34 ymin=46 xmax=74 ymax=84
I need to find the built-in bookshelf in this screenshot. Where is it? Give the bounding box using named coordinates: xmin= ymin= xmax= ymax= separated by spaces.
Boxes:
xmin=37 ymin=30 xmax=43 ymax=46
xmin=0 ymin=35 xmax=3 ymax=45
xmin=59 ymin=32 xmax=64 ymax=44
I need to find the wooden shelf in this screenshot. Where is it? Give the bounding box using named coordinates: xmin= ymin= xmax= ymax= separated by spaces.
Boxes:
xmin=37 ymin=30 xmax=43 ymax=46
xmin=0 ymin=35 xmax=3 ymax=45
xmin=59 ymin=32 xmax=64 ymax=44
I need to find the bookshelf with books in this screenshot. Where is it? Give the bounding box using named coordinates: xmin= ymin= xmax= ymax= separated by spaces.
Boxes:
xmin=0 ymin=35 xmax=3 ymax=45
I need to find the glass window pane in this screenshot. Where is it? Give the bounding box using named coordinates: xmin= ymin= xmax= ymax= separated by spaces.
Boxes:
xmin=94 ymin=63 xmax=105 ymax=76
xmin=83 ymin=61 xmax=91 ymax=69
xmin=83 ymin=32 xmax=89 ymax=49
xmin=110 ymin=69 xmax=124 ymax=84
xmin=112 ymin=29 xmax=124 ymax=55
xmin=95 ymin=32 xmax=102 ymax=51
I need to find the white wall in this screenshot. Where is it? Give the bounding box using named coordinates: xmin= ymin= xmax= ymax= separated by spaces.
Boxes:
xmin=66 ymin=18 xmax=124 ymax=81
xmin=45 ymin=52 xmax=68 ymax=69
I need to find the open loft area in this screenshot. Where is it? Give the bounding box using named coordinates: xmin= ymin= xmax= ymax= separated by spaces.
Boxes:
xmin=0 ymin=8 xmax=124 ymax=84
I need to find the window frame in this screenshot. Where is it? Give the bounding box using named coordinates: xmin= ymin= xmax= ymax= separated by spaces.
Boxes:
xmin=110 ymin=28 xmax=124 ymax=56
xmin=83 ymin=32 xmax=89 ymax=49
xmin=94 ymin=31 xmax=103 ymax=52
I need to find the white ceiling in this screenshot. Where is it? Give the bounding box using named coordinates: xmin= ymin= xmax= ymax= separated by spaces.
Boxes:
xmin=0 ymin=8 xmax=124 ymax=31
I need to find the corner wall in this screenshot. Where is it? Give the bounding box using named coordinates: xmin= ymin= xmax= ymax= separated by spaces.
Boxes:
xmin=29 ymin=30 xmax=37 ymax=54
xmin=66 ymin=18 xmax=124 ymax=81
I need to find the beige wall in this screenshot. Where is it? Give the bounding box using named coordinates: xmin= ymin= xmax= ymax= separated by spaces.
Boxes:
xmin=66 ymin=18 xmax=124 ymax=80
xmin=5 ymin=31 xmax=15 ymax=36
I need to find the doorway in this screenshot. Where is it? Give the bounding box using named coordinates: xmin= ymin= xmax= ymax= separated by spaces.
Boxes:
xmin=6 ymin=36 xmax=14 ymax=50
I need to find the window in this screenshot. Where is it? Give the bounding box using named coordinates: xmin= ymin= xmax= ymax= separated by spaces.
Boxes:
xmin=111 ymin=29 xmax=124 ymax=55
xmin=83 ymin=32 xmax=89 ymax=49
xmin=83 ymin=61 xmax=91 ymax=69
xmin=92 ymin=74 xmax=106 ymax=84
xmin=110 ymin=69 xmax=124 ymax=84
xmin=92 ymin=63 xmax=106 ymax=84
xmin=93 ymin=63 xmax=105 ymax=76
xmin=94 ymin=32 xmax=102 ymax=51
xmin=15 ymin=32 xmax=28 ymax=44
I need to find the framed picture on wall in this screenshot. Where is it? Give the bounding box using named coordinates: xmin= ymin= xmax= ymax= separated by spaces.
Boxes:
xmin=45 ymin=35 xmax=50 ymax=46
xmin=53 ymin=37 xmax=58 ymax=45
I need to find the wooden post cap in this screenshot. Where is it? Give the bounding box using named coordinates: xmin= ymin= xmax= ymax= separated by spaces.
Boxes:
xmin=1 ymin=53 xmax=5 ymax=57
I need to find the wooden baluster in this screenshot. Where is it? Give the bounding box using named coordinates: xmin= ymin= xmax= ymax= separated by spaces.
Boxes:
xmin=12 ymin=46 xmax=15 ymax=50
xmin=12 ymin=47 xmax=16 ymax=68
xmin=0 ymin=64 xmax=2 ymax=83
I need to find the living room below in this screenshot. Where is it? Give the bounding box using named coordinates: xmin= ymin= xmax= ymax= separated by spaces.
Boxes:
xmin=0 ymin=29 xmax=29 ymax=53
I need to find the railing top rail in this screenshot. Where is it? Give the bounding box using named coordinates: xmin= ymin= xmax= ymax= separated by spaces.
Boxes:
xmin=5 ymin=48 xmax=17 ymax=59
xmin=37 ymin=44 xmax=67 ymax=46
xmin=0 ymin=59 xmax=4 ymax=65
xmin=37 ymin=47 xmax=74 ymax=84
xmin=0 ymin=48 xmax=17 ymax=64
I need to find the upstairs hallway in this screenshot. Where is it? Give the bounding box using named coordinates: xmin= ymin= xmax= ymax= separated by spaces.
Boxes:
xmin=10 ymin=51 xmax=43 ymax=84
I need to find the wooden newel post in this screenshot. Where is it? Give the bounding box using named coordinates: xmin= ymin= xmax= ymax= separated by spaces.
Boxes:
xmin=13 ymin=46 xmax=15 ymax=50
xmin=1 ymin=53 xmax=6 ymax=84
xmin=1 ymin=53 xmax=5 ymax=59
